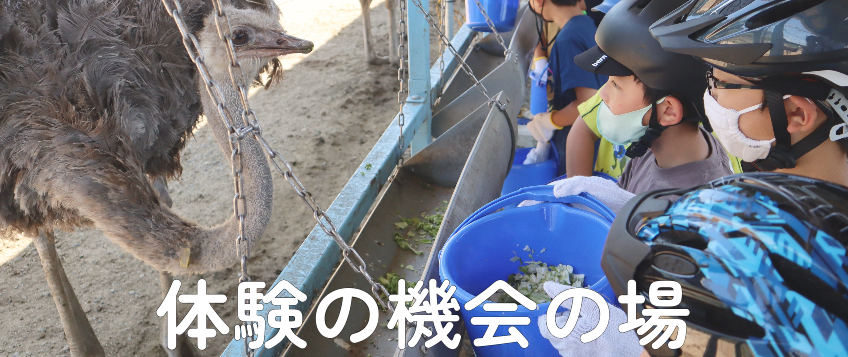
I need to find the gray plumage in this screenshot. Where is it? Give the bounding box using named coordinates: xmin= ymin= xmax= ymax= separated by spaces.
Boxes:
xmin=0 ymin=0 xmax=209 ymax=234
xmin=0 ymin=0 xmax=313 ymax=355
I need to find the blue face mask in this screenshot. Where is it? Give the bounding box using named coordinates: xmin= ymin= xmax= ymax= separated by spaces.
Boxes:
xmin=596 ymin=97 xmax=667 ymax=146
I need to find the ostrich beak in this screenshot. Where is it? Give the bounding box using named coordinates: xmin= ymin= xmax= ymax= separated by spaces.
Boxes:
xmin=237 ymin=30 xmax=314 ymax=59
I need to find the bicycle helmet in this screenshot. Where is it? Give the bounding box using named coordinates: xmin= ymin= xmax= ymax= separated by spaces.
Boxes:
xmin=650 ymin=0 xmax=848 ymax=172
xmin=602 ymin=173 xmax=848 ymax=356
xmin=575 ymin=0 xmax=711 ymax=158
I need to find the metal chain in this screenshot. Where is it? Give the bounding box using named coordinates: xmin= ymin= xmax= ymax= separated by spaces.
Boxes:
xmin=409 ymin=0 xmax=507 ymax=112
xmin=397 ymin=0 xmax=408 ymax=167
xmin=162 ymin=0 xmax=399 ymax=353
xmin=159 ymin=1 xmax=258 ymax=354
xmin=433 ymin=0 xmax=446 ymax=108
xmin=470 ymin=0 xmax=510 ymax=57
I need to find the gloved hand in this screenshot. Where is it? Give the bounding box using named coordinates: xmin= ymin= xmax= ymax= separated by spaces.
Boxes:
xmin=551 ymin=176 xmax=635 ymax=214
xmin=523 ymin=141 xmax=551 ymax=165
xmin=530 ymin=56 xmax=549 ymax=86
xmin=539 ymin=282 xmax=643 ymax=357
xmin=527 ymin=111 xmax=561 ymax=144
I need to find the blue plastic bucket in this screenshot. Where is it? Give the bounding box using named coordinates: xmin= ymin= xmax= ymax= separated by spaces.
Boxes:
xmin=501 ymin=147 xmax=558 ymax=197
xmin=440 ymin=187 xmax=616 ymax=357
xmin=465 ymin=0 xmax=520 ymax=32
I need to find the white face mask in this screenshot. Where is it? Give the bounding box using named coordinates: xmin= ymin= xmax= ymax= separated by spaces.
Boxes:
xmin=597 ymin=97 xmax=667 ymax=146
xmin=702 ymin=90 xmax=791 ymax=162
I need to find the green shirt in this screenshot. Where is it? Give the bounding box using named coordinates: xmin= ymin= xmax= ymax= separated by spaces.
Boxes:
xmin=579 ymin=92 xmax=629 ymax=179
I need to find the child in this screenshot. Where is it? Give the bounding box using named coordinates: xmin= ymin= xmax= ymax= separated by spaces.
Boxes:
xmin=523 ymin=0 xmax=607 ymax=175
xmin=564 ymin=0 xmax=732 ymax=196
xmin=651 ymin=0 xmax=848 ymax=187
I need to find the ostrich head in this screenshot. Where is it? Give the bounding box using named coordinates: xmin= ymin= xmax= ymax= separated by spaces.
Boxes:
xmin=196 ymin=0 xmax=313 ymax=90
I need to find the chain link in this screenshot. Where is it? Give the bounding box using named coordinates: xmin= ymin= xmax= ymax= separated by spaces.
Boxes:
xmin=408 ymin=0 xmax=507 ymax=113
xmin=162 ymin=0 xmax=400 ymax=354
xmin=397 ymin=0 xmax=408 ymax=167
xmin=433 ymin=0 xmax=446 ymax=108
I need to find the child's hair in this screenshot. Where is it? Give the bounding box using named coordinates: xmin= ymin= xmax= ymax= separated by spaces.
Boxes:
xmin=634 ymin=76 xmax=695 ymax=122
xmin=550 ymin=0 xmax=583 ymax=6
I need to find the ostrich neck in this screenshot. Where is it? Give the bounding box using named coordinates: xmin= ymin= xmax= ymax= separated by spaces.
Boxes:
xmin=193 ymin=76 xmax=274 ymax=272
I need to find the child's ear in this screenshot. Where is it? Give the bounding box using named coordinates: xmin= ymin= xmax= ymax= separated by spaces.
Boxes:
xmin=785 ymin=96 xmax=820 ymax=135
xmin=657 ymin=96 xmax=684 ymax=127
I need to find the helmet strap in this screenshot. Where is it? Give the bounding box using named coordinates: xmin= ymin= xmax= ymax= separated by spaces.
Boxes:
xmin=742 ymin=91 xmax=834 ymax=172
xmin=626 ymin=92 xmax=666 ymax=158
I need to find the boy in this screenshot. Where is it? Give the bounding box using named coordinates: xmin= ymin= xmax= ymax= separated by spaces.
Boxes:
xmin=562 ymin=0 xmax=732 ymax=196
xmin=523 ymin=0 xmax=607 ymax=174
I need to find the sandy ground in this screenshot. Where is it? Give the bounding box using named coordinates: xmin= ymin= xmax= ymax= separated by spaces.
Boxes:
xmin=0 ymin=0 xmax=460 ymax=355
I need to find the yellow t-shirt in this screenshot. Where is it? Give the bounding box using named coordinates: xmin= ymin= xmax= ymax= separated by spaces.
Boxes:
xmin=580 ymin=93 xmax=744 ymax=177
xmin=579 ymin=92 xmax=629 ymax=179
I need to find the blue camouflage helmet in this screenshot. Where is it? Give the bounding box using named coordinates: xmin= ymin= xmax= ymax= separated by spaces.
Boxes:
xmin=602 ymin=173 xmax=848 ymax=357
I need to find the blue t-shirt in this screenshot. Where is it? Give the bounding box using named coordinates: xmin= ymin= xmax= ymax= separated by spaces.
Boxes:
xmin=549 ymin=15 xmax=607 ymax=111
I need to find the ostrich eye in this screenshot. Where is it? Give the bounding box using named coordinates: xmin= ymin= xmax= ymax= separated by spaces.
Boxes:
xmin=232 ymin=29 xmax=249 ymax=46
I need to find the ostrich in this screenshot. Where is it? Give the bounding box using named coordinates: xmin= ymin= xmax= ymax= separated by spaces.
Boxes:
xmin=359 ymin=0 xmax=398 ymax=64
xmin=0 ymin=0 xmax=312 ymax=355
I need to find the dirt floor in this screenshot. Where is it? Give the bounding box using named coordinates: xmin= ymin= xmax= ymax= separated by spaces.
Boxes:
xmin=0 ymin=0 xmax=459 ymax=355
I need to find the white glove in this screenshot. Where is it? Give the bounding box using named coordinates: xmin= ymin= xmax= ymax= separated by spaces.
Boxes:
xmin=523 ymin=141 xmax=551 ymax=165
xmin=552 ymin=176 xmax=634 ymax=214
xmin=530 ymin=57 xmax=549 ymax=86
xmin=526 ymin=111 xmax=561 ymax=144
xmin=539 ymin=282 xmax=643 ymax=357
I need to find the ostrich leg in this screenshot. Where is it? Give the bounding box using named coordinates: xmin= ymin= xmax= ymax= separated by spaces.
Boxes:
xmin=152 ymin=177 xmax=198 ymax=357
xmin=360 ymin=0 xmax=389 ymax=64
xmin=34 ymin=231 xmax=106 ymax=357
xmin=386 ymin=0 xmax=399 ymax=65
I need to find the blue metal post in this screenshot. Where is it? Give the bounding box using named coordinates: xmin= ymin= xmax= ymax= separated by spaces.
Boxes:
xmin=446 ymin=0 xmax=455 ymax=39
xmin=407 ymin=0 xmax=431 ymax=155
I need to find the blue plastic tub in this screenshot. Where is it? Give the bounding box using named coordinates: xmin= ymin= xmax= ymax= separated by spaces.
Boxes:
xmin=500 ymin=147 xmax=558 ymax=197
xmin=466 ymin=0 xmax=520 ymax=32
xmin=440 ymin=187 xmax=616 ymax=357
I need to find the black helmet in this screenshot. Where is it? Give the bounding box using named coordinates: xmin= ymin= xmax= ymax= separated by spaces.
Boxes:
xmin=603 ymin=173 xmax=848 ymax=356
xmin=575 ymin=0 xmax=711 ymax=158
xmin=650 ymin=0 xmax=848 ymax=171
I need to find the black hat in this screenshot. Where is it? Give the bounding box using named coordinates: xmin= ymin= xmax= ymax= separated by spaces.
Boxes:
xmin=574 ymin=45 xmax=633 ymax=77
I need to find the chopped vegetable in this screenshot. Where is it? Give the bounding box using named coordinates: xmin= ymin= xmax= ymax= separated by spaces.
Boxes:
xmin=390 ymin=203 xmax=446 ymax=255
xmin=393 ymin=233 xmax=422 ymax=255
xmin=365 ymin=163 xmax=373 ymax=170
xmin=496 ymin=249 xmax=585 ymax=304
xmin=378 ymin=272 xmax=402 ymax=295
xmin=378 ymin=272 xmax=415 ymax=295
xmin=404 ymin=265 xmax=415 ymax=271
